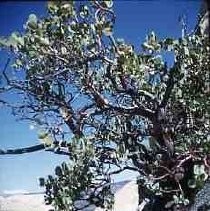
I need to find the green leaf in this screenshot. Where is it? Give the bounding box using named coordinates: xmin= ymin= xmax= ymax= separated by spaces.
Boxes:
xmin=102 ymin=1 xmax=113 ymax=8
xmin=194 ymin=164 xmax=205 ymax=176
xmin=103 ymin=22 xmax=113 ymax=36
xmin=79 ymin=5 xmax=89 ymax=18
xmin=150 ymin=31 xmax=156 ymax=43
xmin=47 ymin=1 xmax=59 ymax=14
xmin=183 ymin=46 xmax=189 ymax=56
xmin=55 ymin=166 xmax=63 ymax=177
xmin=0 ymin=37 xmax=8 ymax=47
xmin=164 ymin=38 xmax=174 ymax=45
xmin=27 ymin=14 xmax=37 ymax=27
xmin=142 ymin=42 xmax=154 ymax=51
xmin=177 ymin=89 xmax=182 ymax=98
xmin=39 ymin=37 xmax=50 ymax=46
xmin=116 ymin=38 xmax=125 ymax=44
xmin=10 ymin=32 xmax=24 ymax=46
xmin=188 ymin=179 xmax=196 ymax=188
xmin=38 ymin=132 xmax=48 ymax=140
xmin=61 ymin=46 xmax=67 ymax=54
xmin=39 ymin=178 xmax=45 ymax=187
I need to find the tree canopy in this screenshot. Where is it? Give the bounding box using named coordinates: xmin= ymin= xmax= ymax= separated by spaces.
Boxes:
xmin=0 ymin=1 xmax=209 ymax=210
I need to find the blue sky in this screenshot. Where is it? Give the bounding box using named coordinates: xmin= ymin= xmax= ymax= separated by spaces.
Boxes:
xmin=0 ymin=1 xmax=201 ymax=193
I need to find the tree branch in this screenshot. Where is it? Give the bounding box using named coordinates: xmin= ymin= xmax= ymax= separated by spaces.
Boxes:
xmin=2 ymin=58 xmax=11 ymax=84
xmin=0 ymin=143 xmax=71 ymax=156
xmin=109 ymin=104 xmax=155 ymax=120
xmin=110 ymin=166 xmax=139 ymax=175
xmin=160 ymin=67 xmax=176 ymax=108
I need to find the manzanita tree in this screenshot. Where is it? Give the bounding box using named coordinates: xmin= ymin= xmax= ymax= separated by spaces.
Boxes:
xmin=0 ymin=1 xmax=209 ymax=210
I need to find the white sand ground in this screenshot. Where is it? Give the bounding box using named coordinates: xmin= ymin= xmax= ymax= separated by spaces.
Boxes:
xmin=0 ymin=181 xmax=138 ymax=211
xmin=0 ymin=194 xmax=52 ymax=211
